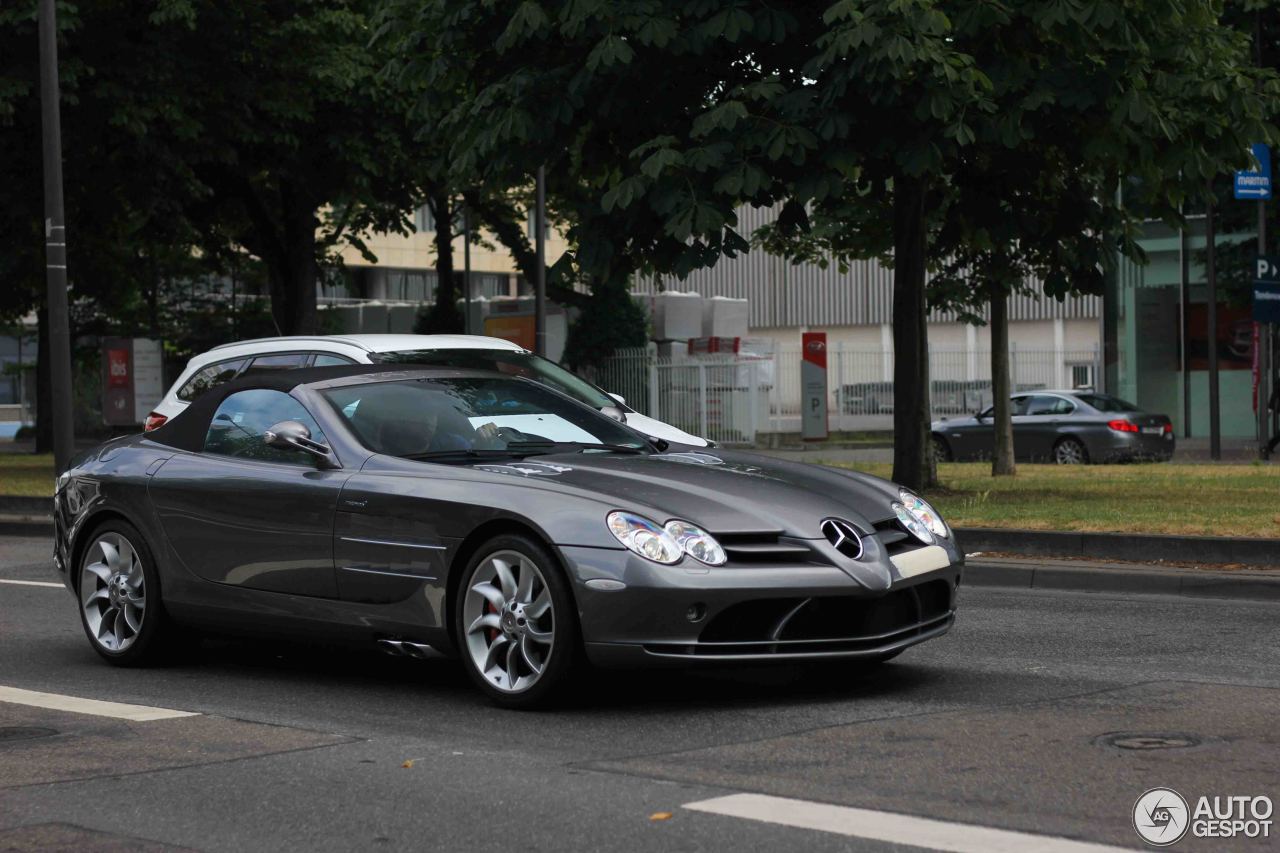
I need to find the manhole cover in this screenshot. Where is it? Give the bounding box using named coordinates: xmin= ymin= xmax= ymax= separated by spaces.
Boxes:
xmin=1100 ymin=732 xmax=1201 ymax=751
xmin=0 ymin=726 xmax=57 ymax=743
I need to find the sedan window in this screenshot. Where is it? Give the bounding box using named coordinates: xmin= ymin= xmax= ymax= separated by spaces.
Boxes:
xmin=1075 ymin=393 xmax=1140 ymax=413
xmin=177 ymin=358 xmax=247 ymax=402
xmin=1026 ymin=395 xmax=1075 ymax=416
xmin=203 ymin=389 xmax=326 ymax=465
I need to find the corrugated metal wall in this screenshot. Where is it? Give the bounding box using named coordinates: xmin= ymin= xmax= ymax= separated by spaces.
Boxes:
xmin=634 ymin=205 xmax=1102 ymax=328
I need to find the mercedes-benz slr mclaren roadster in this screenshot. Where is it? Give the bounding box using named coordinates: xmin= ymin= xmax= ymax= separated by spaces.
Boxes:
xmin=54 ymin=366 xmax=963 ymax=707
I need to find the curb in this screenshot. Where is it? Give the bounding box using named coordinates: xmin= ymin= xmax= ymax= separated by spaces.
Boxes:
xmin=956 ymin=527 xmax=1279 ymax=568
xmin=964 ymin=559 xmax=1280 ymax=602
xmin=0 ymin=515 xmax=53 ymax=537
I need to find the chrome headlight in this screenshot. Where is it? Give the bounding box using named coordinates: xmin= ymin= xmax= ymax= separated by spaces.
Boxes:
xmin=899 ymin=489 xmax=949 ymax=539
xmin=664 ymin=519 xmax=726 ymax=566
xmin=892 ymin=502 xmax=935 ymax=544
xmin=606 ymin=511 xmax=683 ymax=564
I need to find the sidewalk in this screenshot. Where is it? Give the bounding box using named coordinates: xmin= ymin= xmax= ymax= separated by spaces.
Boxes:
xmin=965 ymin=555 xmax=1280 ymax=602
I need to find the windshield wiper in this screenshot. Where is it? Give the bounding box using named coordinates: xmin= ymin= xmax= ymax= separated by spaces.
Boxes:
xmin=505 ymin=441 xmax=646 ymax=455
xmin=400 ymin=448 xmax=532 ymax=462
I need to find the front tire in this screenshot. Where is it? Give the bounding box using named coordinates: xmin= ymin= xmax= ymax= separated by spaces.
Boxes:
xmin=454 ymin=534 xmax=580 ymax=709
xmin=931 ymin=434 xmax=952 ymax=463
xmin=77 ymin=520 xmax=174 ymax=666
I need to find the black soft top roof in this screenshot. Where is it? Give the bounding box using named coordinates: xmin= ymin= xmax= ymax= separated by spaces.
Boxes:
xmin=145 ymin=364 xmax=495 ymax=453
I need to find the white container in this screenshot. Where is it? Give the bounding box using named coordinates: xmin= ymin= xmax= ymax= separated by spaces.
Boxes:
xmin=652 ymin=291 xmax=704 ymax=341
xmin=702 ymin=295 xmax=749 ymax=338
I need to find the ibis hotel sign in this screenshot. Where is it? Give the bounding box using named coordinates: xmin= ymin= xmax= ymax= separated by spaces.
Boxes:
xmin=102 ymin=338 xmax=165 ymax=426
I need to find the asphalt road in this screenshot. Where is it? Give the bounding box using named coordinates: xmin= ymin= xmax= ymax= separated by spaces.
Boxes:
xmin=1 ymin=535 xmax=1278 ymax=852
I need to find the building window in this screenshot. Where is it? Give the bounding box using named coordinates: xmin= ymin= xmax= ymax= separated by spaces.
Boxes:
xmin=415 ymin=205 xmax=436 ymax=234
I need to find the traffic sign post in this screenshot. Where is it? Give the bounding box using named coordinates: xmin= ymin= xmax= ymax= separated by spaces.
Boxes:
xmin=1234 ymin=143 xmax=1272 ymax=199
xmin=1255 ymin=256 xmax=1279 ymax=458
xmin=801 ymin=332 xmax=828 ymax=441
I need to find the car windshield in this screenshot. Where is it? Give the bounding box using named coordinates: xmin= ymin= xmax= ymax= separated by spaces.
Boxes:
xmin=1074 ymin=393 xmax=1140 ymax=413
xmin=321 ymin=376 xmax=647 ymax=462
xmin=371 ymin=349 xmax=616 ymax=410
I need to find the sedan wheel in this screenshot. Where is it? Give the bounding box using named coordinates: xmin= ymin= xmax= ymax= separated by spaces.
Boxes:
xmin=78 ymin=521 xmax=171 ymax=665
xmin=1054 ymin=437 xmax=1088 ymax=465
xmin=456 ymin=536 xmax=579 ymax=708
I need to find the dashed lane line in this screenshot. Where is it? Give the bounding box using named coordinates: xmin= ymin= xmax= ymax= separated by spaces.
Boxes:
xmin=0 ymin=686 xmax=199 ymax=721
xmin=0 ymin=578 xmax=63 ymax=589
xmin=683 ymin=793 xmax=1130 ymax=853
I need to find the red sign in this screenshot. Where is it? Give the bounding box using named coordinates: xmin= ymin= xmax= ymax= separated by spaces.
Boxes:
xmin=107 ymin=348 xmax=131 ymax=388
xmin=802 ymin=332 xmax=827 ymax=369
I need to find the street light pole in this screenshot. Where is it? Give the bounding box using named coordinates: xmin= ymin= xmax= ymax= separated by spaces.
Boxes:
xmin=38 ymin=0 xmax=76 ymax=472
xmin=534 ymin=166 xmax=547 ymax=357
xmin=1206 ymin=179 xmax=1221 ymax=461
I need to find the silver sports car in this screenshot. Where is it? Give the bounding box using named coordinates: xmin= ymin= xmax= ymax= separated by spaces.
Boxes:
xmin=931 ymin=391 xmax=1175 ymax=464
xmin=55 ymin=366 xmax=963 ymax=707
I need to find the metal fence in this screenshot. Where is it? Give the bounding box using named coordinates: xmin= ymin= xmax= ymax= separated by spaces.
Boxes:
xmin=588 ymin=343 xmax=1102 ymax=446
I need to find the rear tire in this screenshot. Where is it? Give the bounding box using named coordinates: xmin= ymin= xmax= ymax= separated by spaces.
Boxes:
xmin=454 ymin=534 xmax=580 ymax=709
xmin=1053 ymin=437 xmax=1089 ymax=465
xmin=77 ymin=520 xmax=176 ymax=666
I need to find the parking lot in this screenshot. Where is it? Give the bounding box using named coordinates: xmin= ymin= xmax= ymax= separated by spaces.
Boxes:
xmin=1 ymin=534 xmax=1277 ymax=851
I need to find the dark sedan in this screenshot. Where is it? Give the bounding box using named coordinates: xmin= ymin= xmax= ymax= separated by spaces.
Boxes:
xmin=931 ymin=391 xmax=1175 ymax=464
xmin=55 ymin=366 xmax=962 ymax=708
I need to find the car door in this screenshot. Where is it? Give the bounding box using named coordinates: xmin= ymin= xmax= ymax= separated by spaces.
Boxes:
xmin=1018 ymin=394 xmax=1072 ymax=460
xmin=149 ymin=388 xmax=348 ymax=598
xmin=943 ymin=404 xmax=998 ymax=460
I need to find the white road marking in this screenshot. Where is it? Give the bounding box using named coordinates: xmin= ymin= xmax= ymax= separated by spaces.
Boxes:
xmin=683 ymin=793 xmax=1128 ymax=853
xmin=0 ymin=686 xmax=199 ymax=721
xmin=0 ymin=578 xmax=63 ymax=589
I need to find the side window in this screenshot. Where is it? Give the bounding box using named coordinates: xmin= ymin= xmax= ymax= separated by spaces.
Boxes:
xmin=203 ymin=389 xmax=326 ymax=465
xmin=1026 ymin=395 xmax=1074 ymax=416
xmin=1011 ymin=396 xmax=1032 ymax=416
xmin=177 ymin=358 xmax=247 ymax=402
xmin=241 ymin=353 xmax=308 ymax=377
xmin=312 ymin=353 xmax=355 ymax=367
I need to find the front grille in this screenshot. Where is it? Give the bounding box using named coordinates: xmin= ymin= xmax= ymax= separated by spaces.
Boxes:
xmin=643 ymin=579 xmax=955 ymax=657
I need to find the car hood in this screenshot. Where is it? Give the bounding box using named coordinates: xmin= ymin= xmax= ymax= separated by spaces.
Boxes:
xmin=466 ymin=448 xmax=901 ymax=539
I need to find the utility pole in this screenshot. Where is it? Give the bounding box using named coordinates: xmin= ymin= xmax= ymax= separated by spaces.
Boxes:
xmin=534 ymin=166 xmax=547 ymax=357
xmin=1206 ymin=180 xmax=1221 ymax=461
xmin=38 ymin=0 xmax=76 ymax=472
xmin=1259 ymin=197 xmax=1271 ymax=459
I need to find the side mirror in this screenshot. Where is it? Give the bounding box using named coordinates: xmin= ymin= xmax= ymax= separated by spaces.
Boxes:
xmin=608 ymin=392 xmax=626 ymax=406
xmin=264 ymin=420 xmax=334 ymax=467
xmin=599 ymin=405 xmax=627 ymax=423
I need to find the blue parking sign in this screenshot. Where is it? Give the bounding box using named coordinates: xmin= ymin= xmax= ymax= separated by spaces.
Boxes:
xmin=1234 ymin=143 xmax=1272 ymax=200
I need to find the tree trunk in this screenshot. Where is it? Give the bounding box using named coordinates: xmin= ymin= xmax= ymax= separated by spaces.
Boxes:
xmin=265 ymin=183 xmax=319 ymax=336
xmin=891 ymin=173 xmax=936 ymax=491
xmin=35 ymin=306 xmax=53 ymax=454
xmin=989 ymin=281 xmax=1016 ymax=476
xmin=430 ymin=190 xmax=460 ymax=331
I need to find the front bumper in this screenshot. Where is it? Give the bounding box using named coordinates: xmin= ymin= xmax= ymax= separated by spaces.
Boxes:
xmin=561 ymin=544 xmax=961 ymax=666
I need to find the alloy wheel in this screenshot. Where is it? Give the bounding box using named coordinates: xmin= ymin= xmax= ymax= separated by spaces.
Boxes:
xmin=1055 ymin=439 xmax=1085 ymax=465
xmin=461 ymin=550 xmax=554 ymax=693
xmin=80 ymin=532 xmax=147 ymax=653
